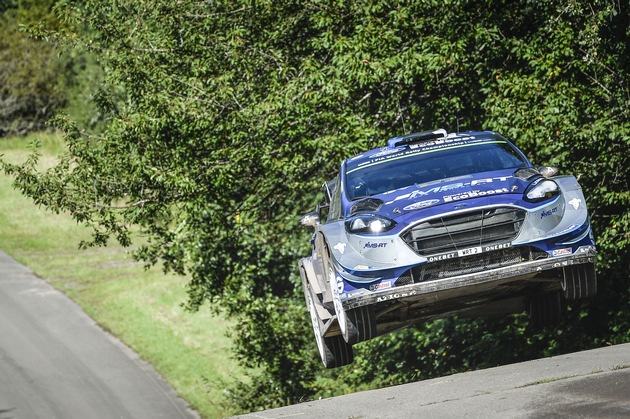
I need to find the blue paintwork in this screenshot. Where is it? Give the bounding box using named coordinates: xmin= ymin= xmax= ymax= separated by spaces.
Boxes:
xmin=309 ymin=130 xmax=596 ymax=302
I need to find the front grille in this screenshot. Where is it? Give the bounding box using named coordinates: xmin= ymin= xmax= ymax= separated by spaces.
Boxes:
xmin=394 ymin=246 xmax=549 ymax=286
xmin=402 ymin=207 xmax=526 ymax=256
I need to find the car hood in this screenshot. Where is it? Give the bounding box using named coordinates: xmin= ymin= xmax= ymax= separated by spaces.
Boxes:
xmin=374 ymin=170 xmax=534 ymax=219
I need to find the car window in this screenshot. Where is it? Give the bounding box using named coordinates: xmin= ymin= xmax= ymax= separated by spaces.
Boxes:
xmin=345 ymin=141 xmax=527 ymax=200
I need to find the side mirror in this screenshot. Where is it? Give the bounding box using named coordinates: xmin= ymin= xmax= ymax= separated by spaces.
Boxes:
xmin=300 ymin=211 xmax=320 ymax=228
xmin=538 ymin=166 xmax=559 ymax=178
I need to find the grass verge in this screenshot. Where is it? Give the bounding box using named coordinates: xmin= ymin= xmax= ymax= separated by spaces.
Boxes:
xmin=0 ymin=133 xmax=242 ymax=419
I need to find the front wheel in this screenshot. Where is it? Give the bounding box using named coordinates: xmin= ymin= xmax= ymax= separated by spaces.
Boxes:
xmin=327 ymin=259 xmax=377 ymax=344
xmin=343 ymin=306 xmax=378 ymax=344
xmin=320 ymin=335 xmax=354 ymax=368
xmin=562 ymin=263 xmax=597 ymax=300
xmin=305 ymin=278 xmax=353 ymax=368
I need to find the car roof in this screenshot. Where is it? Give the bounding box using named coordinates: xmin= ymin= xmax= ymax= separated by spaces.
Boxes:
xmin=344 ymin=130 xmax=505 ymax=172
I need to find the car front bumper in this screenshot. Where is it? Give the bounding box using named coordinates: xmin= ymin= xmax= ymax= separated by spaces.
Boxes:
xmin=342 ymin=246 xmax=597 ymax=310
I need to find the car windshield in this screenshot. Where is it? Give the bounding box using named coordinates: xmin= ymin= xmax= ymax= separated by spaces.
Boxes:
xmin=345 ymin=141 xmax=528 ymax=200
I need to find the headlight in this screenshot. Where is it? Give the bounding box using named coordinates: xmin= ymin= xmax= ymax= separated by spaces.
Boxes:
xmin=525 ymin=179 xmax=560 ymax=202
xmin=346 ymin=215 xmax=396 ymax=234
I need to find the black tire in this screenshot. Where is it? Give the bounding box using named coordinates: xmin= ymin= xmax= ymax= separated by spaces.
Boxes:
xmin=529 ymin=291 xmax=562 ymax=330
xmin=321 ymin=335 xmax=354 ymax=369
xmin=343 ymin=306 xmax=377 ymax=344
xmin=562 ymin=263 xmax=597 ymax=300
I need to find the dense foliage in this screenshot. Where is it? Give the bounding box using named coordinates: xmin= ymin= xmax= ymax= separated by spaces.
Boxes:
xmin=2 ymin=0 xmax=628 ymax=413
xmin=0 ymin=1 xmax=65 ymax=135
xmin=0 ymin=0 xmax=102 ymax=136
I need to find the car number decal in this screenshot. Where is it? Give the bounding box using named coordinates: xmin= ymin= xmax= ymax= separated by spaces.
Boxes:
xmin=427 ymin=242 xmax=512 ymax=263
xmin=457 ymin=246 xmax=482 ymax=257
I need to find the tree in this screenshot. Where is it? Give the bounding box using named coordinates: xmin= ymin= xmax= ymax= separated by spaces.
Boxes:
xmin=0 ymin=0 xmax=101 ymax=136
xmin=0 ymin=0 xmax=66 ymax=136
xmin=2 ymin=0 xmax=628 ymax=412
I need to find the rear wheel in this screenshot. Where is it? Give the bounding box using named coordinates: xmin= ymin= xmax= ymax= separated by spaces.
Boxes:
xmin=529 ymin=291 xmax=562 ymax=330
xmin=562 ymin=263 xmax=597 ymax=300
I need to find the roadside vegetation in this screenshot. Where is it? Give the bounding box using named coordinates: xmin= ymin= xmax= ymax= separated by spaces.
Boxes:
xmin=1 ymin=0 xmax=628 ymax=416
xmin=0 ymin=134 xmax=243 ymax=419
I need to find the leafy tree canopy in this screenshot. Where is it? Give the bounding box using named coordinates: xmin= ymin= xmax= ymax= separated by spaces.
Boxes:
xmin=2 ymin=0 xmax=628 ymax=411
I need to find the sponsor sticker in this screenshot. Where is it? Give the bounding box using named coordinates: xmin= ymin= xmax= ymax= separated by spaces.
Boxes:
xmin=427 ymin=242 xmax=512 ymax=263
xmin=540 ymin=206 xmax=558 ymax=219
xmin=443 ymin=188 xmax=509 ymax=202
xmin=370 ymin=280 xmax=392 ymax=291
xmin=372 ymin=147 xmax=405 ymax=158
xmin=375 ymin=289 xmax=418 ymax=302
xmin=483 ymin=242 xmax=512 ymax=252
xmin=383 ymin=176 xmax=511 ymax=205
xmin=403 ymin=199 xmax=440 ymax=211
xmin=552 ymin=248 xmax=572 ymax=257
xmin=427 ymin=252 xmax=457 ymax=262
xmin=363 ymin=242 xmax=387 ymax=249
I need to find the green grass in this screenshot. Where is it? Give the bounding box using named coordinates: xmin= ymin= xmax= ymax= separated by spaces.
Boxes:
xmin=0 ymin=133 xmax=243 ymax=419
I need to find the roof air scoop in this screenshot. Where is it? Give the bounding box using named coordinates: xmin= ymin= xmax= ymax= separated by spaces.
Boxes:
xmin=388 ymin=129 xmax=448 ymax=148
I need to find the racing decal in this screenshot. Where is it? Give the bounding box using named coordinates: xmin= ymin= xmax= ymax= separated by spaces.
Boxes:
xmin=568 ymin=197 xmax=582 ymax=210
xmin=403 ymin=199 xmax=440 ymax=211
xmin=364 ymin=242 xmax=387 ymax=249
xmin=553 ymin=260 xmax=575 ymax=268
xmin=334 ymin=274 xmax=344 ymax=294
xmin=372 ymin=147 xmax=405 ymax=158
xmin=428 ymin=252 xmax=457 ymax=262
xmin=552 ymin=248 xmax=572 ymax=256
xmin=348 ymin=154 xmax=365 ymax=161
xmin=331 ymin=274 xmax=348 ymax=335
xmin=354 ymin=151 xmax=407 ymax=169
xmin=348 ymin=140 xmax=508 ymax=174
xmin=370 ymin=280 xmax=392 ymax=291
xmin=555 ymin=223 xmax=579 ymax=235
xmin=384 ymin=177 xmax=511 ymax=205
xmin=483 ymin=242 xmax=512 ymax=251
xmin=458 ymin=246 xmax=482 ymax=257
xmin=376 ymin=289 xmax=418 ymax=302
xmin=443 ymin=188 xmax=509 ymax=202
xmin=333 ymin=242 xmax=346 ymax=255
xmin=540 ymin=206 xmax=558 ymax=219
xmin=577 ymin=245 xmax=596 ymax=254
xmin=427 ymin=242 xmax=512 ymax=263
xmin=408 ymin=135 xmax=479 ymax=150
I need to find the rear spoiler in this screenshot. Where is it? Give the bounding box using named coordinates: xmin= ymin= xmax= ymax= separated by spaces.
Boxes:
xmin=387 ymin=128 xmax=447 ymax=148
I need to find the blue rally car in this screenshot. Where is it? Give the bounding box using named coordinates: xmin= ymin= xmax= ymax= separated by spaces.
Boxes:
xmin=299 ymin=129 xmax=597 ymax=368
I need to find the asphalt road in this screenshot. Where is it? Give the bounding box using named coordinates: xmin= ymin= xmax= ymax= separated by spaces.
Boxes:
xmin=234 ymin=338 xmax=630 ymax=418
xmin=0 ymin=249 xmax=198 ymax=419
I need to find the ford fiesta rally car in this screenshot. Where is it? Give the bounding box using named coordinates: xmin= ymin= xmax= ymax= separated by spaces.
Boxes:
xmin=299 ymin=129 xmax=597 ymax=368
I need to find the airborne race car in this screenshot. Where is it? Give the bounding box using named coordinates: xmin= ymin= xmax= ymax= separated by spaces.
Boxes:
xmin=299 ymin=129 xmax=597 ymax=368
